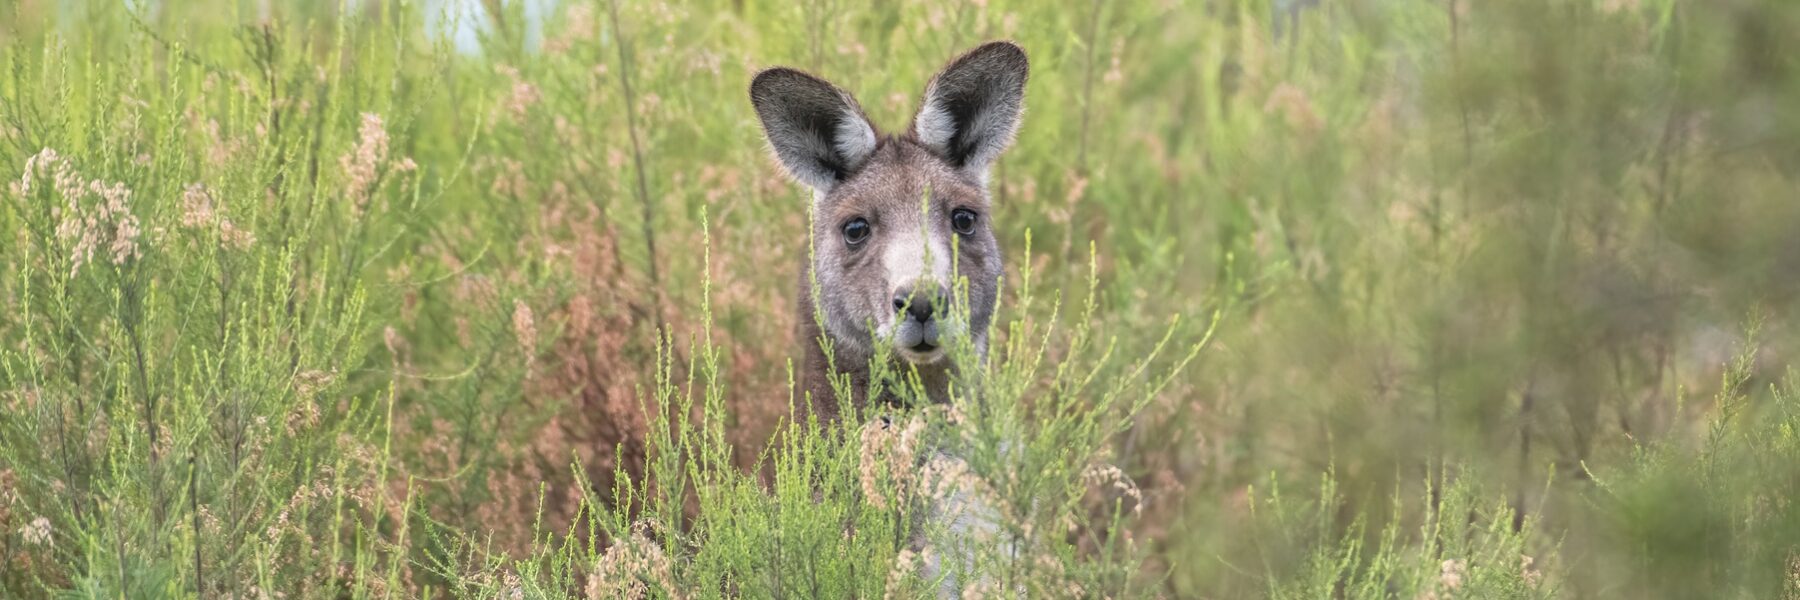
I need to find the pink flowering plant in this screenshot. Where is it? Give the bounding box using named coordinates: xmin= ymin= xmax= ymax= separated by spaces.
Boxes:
xmin=5 ymin=0 xmax=1800 ymax=599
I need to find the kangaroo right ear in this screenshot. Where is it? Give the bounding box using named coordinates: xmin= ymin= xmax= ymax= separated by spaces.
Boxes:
xmin=750 ymin=68 xmax=879 ymax=193
xmin=910 ymin=41 xmax=1029 ymax=185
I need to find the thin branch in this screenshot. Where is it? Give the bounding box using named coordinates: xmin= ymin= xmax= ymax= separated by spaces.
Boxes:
xmin=605 ymin=0 xmax=664 ymax=331
xmin=190 ymin=452 xmax=205 ymax=594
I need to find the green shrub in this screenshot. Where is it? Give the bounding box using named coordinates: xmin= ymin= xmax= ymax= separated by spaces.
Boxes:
xmin=4 ymin=0 xmax=1800 ymax=598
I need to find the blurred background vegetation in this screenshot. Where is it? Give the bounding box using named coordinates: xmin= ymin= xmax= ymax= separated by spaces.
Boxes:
xmin=2 ymin=0 xmax=1799 ymax=597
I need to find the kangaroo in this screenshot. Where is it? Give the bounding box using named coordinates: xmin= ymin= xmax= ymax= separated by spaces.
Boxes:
xmin=749 ymin=41 xmax=1028 ymax=420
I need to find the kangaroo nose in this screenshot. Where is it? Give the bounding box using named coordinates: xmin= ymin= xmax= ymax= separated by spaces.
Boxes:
xmin=893 ymin=285 xmax=949 ymax=323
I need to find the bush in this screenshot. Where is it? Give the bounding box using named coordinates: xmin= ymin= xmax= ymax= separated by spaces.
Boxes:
xmin=4 ymin=0 xmax=1800 ymax=598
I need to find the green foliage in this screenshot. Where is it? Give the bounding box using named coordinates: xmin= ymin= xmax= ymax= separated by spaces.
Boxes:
xmin=1 ymin=0 xmax=1798 ymax=598
xmin=1244 ymin=462 xmax=1555 ymax=599
xmin=1571 ymin=322 xmax=1800 ymax=599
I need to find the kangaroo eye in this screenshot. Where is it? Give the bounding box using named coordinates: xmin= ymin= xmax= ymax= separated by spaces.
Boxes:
xmin=950 ymin=208 xmax=979 ymax=235
xmin=842 ymin=218 xmax=871 ymax=245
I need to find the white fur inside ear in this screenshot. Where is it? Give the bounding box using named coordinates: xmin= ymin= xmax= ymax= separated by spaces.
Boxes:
xmin=959 ymin=103 xmax=1013 ymax=186
xmin=914 ymin=96 xmax=956 ymax=151
xmin=833 ymin=104 xmax=878 ymax=169
xmin=913 ymin=78 xmax=1021 ymax=186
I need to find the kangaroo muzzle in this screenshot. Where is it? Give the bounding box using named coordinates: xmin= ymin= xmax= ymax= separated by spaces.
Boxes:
xmin=891 ymin=281 xmax=953 ymax=362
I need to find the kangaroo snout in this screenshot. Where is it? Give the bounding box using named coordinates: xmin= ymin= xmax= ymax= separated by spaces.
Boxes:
xmin=892 ymin=282 xmax=952 ymax=357
xmin=893 ymin=282 xmax=950 ymax=353
xmin=893 ymin=283 xmax=950 ymax=323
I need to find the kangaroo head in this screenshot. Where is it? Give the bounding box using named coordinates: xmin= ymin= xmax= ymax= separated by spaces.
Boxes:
xmin=751 ymin=41 xmax=1028 ymax=368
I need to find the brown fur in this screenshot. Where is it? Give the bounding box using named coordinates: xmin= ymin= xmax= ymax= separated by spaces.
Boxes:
xmin=752 ymin=42 xmax=1029 ymax=422
xmin=795 ymin=139 xmax=996 ymax=418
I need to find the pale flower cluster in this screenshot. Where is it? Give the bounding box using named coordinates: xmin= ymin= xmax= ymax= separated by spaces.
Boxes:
xmin=15 ymin=148 xmax=143 ymax=276
xmin=884 ymin=548 xmax=927 ymax=598
xmin=1081 ymin=462 xmax=1144 ymax=517
xmin=1440 ymin=558 xmax=1465 ymax=590
xmin=179 ymin=183 xmax=256 ymax=251
xmin=541 ymin=3 xmax=597 ymax=55
xmin=917 ymin=454 xmax=1009 ymax=535
xmin=1417 ymin=558 xmax=1467 ymax=600
xmin=1520 ymin=554 xmax=1542 ymax=588
xmin=859 ymin=415 xmax=927 ymax=508
xmin=339 ymin=113 xmax=397 ymax=216
xmin=512 ymin=299 xmax=537 ymax=370
xmin=495 ymin=65 xmax=541 ymax=123
xmin=586 ymin=528 xmax=684 ymax=600
xmin=20 ymin=515 xmax=52 ymax=546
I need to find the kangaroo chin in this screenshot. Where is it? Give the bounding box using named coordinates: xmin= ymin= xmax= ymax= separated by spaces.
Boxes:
xmin=890 ymin=315 xmax=966 ymax=364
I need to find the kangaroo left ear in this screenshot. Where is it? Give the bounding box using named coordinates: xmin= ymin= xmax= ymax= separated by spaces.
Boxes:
xmin=750 ymin=68 xmax=880 ymax=194
xmin=910 ymin=41 xmax=1029 ymax=185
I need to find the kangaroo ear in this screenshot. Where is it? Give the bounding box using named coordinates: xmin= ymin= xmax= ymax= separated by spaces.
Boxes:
xmin=910 ymin=41 xmax=1029 ymax=184
xmin=750 ymin=68 xmax=879 ymax=193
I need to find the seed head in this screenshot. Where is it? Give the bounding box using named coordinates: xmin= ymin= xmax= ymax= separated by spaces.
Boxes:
xmin=340 ymin=113 xmax=390 ymax=215
xmin=512 ymin=300 xmax=538 ymax=367
xmin=20 ymin=516 xmax=51 ymax=546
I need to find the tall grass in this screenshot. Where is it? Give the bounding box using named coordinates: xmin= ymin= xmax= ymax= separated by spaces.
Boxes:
xmin=2 ymin=0 xmax=1799 ymax=597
